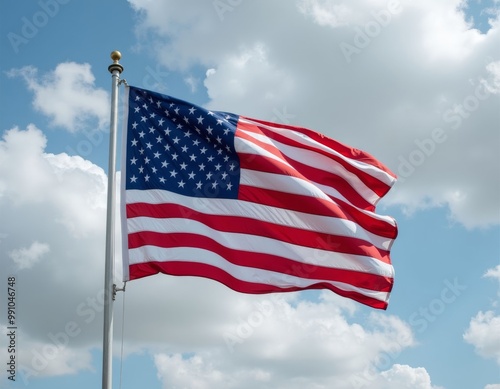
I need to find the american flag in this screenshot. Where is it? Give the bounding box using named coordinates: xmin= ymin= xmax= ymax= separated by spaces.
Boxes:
xmin=121 ymin=86 xmax=398 ymax=309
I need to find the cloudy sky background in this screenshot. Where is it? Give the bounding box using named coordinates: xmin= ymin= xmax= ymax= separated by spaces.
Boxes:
xmin=0 ymin=1 xmax=499 ymax=388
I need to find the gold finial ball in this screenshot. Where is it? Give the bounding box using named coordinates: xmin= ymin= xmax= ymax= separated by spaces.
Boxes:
xmin=110 ymin=50 xmax=121 ymax=62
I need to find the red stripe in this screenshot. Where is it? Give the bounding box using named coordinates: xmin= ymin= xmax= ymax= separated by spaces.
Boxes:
xmin=237 ymin=118 xmax=394 ymax=198
xmin=128 ymin=261 xmax=389 ymax=309
xmin=238 ymin=152 xmax=374 ymax=211
xmin=128 ymin=231 xmax=394 ymax=291
xmin=126 ymin=202 xmax=392 ymax=262
xmin=238 ymin=185 xmax=398 ymax=240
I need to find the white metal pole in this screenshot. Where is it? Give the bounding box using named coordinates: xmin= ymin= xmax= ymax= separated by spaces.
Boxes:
xmin=102 ymin=50 xmax=123 ymax=389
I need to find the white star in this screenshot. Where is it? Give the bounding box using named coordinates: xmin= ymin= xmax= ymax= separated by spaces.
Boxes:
xmin=196 ymin=181 xmax=203 ymax=189
xmin=138 ymin=131 xmax=145 ymax=138
xmin=211 ymin=181 xmax=218 ymax=189
xmin=144 ymin=174 xmax=150 ymax=182
xmin=130 ymin=175 xmax=137 ymax=183
xmin=170 ymin=170 xmax=178 ymax=178
xmin=180 ymin=162 xmax=188 ymax=170
xmin=132 ymin=122 xmax=138 ymax=129
xmin=131 ymin=139 xmax=138 ymax=146
xmin=227 ymin=182 xmax=233 ymax=190
xmin=178 ymin=180 xmax=185 ymax=188
xmin=153 ymin=151 xmax=161 ymax=159
xmin=189 ymin=107 xmax=196 ymax=114
xmin=197 ymin=115 xmax=204 ymax=124
xmin=158 ymin=118 xmax=165 ymax=126
xmin=188 ymin=171 xmax=196 ymax=179
xmin=130 ymin=157 xmax=137 ymax=165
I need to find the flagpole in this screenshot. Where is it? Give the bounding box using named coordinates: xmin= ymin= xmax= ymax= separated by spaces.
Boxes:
xmin=102 ymin=50 xmax=123 ymax=389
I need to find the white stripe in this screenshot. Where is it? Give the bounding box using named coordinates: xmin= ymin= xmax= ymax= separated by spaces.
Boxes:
xmin=128 ymin=245 xmax=390 ymax=302
xmin=236 ymin=131 xmax=380 ymax=205
xmin=240 ymin=169 xmax=398 ymax=227
xmin=127 ymin=216 xmax=394 ymax=277
xmin=239 ymin=117 xmax=396 ymax=187
xmin=125 ymin=189 xmax=395 ymax=250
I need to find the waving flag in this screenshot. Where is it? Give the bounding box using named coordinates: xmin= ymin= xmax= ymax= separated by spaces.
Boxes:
xmin=121 ymin=86 xmax=398 ymax=309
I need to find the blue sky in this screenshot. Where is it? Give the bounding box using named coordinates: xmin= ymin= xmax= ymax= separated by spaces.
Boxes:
xmin=0 ymin=1 xmax=499 ymax=389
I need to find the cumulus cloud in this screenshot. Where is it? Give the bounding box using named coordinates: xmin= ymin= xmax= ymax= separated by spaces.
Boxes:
xmin=8 ymin=241 xmax=50 ymax=270
xmin=7 ymin=62 xmax=109 ymax=132
xmin=484 ymin=264 xmax=500 ymax=282
xmin=464 ymin=311 xmax=500 ymax=364
xmin=0 ymin=125 xmax=108 ymax=380
xmin=128 ymin=0 xmax=500 ymax=229
xmin=146 ymin=290 xmax=417 ymax=389
xmin=370 ymin=364 xmax=444 ymax=389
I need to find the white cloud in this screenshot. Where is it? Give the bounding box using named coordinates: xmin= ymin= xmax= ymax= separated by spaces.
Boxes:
xmin=128 ymin=0 xmax=500 ymax=229
xmin=297 ymin=0 xmax=353 ymax=27
xmin=370 ymin=364 xmax=444 ymax=389
xmin=7 ymin=62 xmax=109 ymax=132
xmin=148 ymin=290 xmax=417 ymax=389
xmin=463 ymin=311 xmax=500 ymax=364
xmin=8 ymin=241 xmax=50 ymax=270
xmin=485 ymin=384 xmax=500 ymax=389
xmin=0 ymin=125 xmax=108 ymax=380
xmin=484 ymin=264 xmax=500 ymax=282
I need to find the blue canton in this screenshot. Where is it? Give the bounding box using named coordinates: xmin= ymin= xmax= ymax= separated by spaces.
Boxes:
xmin=126 ymin=86 xmax=240 ymax=199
